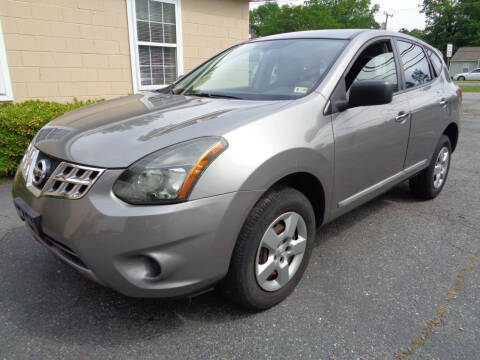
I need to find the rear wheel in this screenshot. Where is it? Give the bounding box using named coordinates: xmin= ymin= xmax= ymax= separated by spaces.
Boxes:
xmin=409 ymin=135 xmax=452 ymax=200
xmin=223 ymin=187 xmax=315 ymax=310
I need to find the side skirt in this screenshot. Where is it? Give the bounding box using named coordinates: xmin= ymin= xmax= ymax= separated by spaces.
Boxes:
xmin=337 ymin=159 xmax=428 ymax=208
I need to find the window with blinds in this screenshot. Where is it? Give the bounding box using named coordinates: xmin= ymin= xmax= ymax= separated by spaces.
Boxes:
xmin=134 ymin=0 xmax=178 ymax=88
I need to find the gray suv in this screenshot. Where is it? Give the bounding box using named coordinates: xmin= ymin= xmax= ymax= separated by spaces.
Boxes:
xmin=12 ymin=30 xmax=461 ymax=310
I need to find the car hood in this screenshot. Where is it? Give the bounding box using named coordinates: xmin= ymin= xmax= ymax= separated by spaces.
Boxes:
xmin=34 ymin=93 xmax=290 ymax=168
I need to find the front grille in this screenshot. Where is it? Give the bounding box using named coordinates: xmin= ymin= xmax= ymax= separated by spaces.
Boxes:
xmin=43 ymin=162 xmax=103 ymax=199
xmin=33 ymin=152 xmax=61 ymax=189
xmin=22 ymin=146 xmax=104 ymax=200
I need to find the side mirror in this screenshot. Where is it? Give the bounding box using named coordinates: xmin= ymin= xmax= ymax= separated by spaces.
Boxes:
xmin=335 ymin=80 xmax=393 ymax=111
xmin=349 ymin=80 xmax=393 ymax=108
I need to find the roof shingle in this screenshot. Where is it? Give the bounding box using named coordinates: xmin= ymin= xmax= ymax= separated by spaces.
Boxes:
xmin=451 ymin=47 xmax=480 ymax=62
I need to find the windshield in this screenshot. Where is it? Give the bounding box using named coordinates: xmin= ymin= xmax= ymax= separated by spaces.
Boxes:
xmin=171 ymin=39 xmax=347 ymax=100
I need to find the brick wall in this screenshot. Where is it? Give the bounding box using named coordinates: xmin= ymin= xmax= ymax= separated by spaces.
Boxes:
xmin=0 ymin=0 xmax=250 ymax=103
xmin=181 ymin=0 xmax=249 ymax=73
xmin=0 ymin=0 xmax=133 ymax=102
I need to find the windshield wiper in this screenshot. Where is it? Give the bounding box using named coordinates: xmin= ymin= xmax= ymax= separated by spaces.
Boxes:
xmin=155 ymin=85 xmax=174 ymax=94
xmin=185 ymin=91 xmax=243 ymax=99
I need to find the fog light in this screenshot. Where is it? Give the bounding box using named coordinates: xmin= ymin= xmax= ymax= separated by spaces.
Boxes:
xmin=119 ymin=255 xmax=162 ymax=282
xmin=143 ymin=256 xmax=162 ymax=279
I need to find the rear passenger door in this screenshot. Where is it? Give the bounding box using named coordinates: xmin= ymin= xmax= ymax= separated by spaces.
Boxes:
xmin=395 ymin=40 xmax=447 ymax=168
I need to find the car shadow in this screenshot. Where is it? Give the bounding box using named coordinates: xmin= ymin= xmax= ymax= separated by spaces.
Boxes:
xmin=2 ymin=182 xmax=419 ymax=347
xmin=1 ymin=230 xmax=251 ymax=347
xmin=315 ymin=181 xmax=417 ymax=248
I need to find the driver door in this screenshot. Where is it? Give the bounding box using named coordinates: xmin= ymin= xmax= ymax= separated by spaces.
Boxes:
xmin=331 ymin=39 xmax=410 ymax=212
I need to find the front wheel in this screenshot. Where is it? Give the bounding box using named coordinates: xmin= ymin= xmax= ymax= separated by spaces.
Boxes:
xmin=222 ymin=187 xmax=315 ymax=310
xmin=457 ymin=76 xmax=465 ymax=81
xmin=409 ymin=135 xmax=452 ymax=200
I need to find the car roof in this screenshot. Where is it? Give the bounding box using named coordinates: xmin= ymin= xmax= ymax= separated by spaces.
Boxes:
xmin=251 ymin=29 xmax=426 ymax=43
xmin=252 ymin=29 xmax=368 ymax=40
xmin=250 ymin=29 xmax=441 ymax=57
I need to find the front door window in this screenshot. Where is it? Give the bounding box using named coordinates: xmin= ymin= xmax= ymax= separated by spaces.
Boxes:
xmin=346 ymin=40 xmax=399 ymax=93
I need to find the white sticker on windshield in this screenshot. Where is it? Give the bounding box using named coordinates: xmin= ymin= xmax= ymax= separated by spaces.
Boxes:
xmin=294 ymin=86 xmax=308 ymax=94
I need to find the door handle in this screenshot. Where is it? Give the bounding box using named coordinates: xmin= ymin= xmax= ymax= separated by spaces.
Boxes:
xmin=439 ymin=99 xmax=449 ymax=107
xmin=395 ymin=112 xmax=410 ymax=123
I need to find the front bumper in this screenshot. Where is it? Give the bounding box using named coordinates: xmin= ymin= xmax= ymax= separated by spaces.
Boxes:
xmin=12 ymin=169 xmax=261 ymax=298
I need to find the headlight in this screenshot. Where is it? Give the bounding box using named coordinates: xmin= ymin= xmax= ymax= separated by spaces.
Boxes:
xmin=113 ymin=137 xmax=227 ymax=204
xmin=19 ymin=142 xmax=36 ymax=180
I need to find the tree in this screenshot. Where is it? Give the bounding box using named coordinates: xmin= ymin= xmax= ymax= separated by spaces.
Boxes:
xmin=399 ymin=28 xmax=427 ymax=41
xmin=421 ymin=0 xmax=458 ymax=54
xmin=323 ymin=0 xmax=380 ymax=28
xmin=250 ymin=0 xmax=380 ymax=38
xmin=454 ymin=0 xmax=480 ymax=47
xmin=420 ymin=0 xmax=480 ymax=56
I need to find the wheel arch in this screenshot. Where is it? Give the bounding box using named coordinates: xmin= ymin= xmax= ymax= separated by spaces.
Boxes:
xmin=443 ymin=122 xmax=459 ymax=152
xmin=239 ymin=147 xmax=333 ymax=227
xmin=219 ymin=148 xmax=332 ymax=277
xmin=269 ymin=172 xmax=326 ymax=228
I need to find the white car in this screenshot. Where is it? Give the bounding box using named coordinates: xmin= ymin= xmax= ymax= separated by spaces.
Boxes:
xmin=454 ymin=68 xmax=480 ymax=81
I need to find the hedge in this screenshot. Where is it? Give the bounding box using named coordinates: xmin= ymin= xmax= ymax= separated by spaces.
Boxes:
xmin=0 ymin=100 xmax=101 ymax=177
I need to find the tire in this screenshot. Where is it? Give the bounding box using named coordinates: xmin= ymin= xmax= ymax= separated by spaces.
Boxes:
xmin=409 ymin=135 xmax=452 ymax=200
xmin=458 ymin=76 xmax=465 ymax=81
xmin=222 ymin=187 xmax=315 ymax=310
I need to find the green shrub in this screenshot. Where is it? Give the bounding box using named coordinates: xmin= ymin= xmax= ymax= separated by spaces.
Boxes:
xmin=0 ymin=99 xmax=101 ymax=176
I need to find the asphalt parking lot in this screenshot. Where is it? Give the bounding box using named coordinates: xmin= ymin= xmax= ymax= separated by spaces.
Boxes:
xmin=1 ymin=94 xmax=479 ymax=360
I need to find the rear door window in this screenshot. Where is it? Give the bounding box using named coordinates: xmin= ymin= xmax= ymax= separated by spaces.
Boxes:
xmin=397 ymin=40 xmax=433 ymax=89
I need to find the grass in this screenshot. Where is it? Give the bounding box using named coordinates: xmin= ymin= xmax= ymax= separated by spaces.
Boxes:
xmin=459 ymin=85 xmax=480 ymax=93
xmin=454 ymin=80 xmax=480 ymax=84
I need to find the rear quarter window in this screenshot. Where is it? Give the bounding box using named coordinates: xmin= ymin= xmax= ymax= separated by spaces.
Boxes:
xmin=427 ymin=49 xmax=444 ymax=77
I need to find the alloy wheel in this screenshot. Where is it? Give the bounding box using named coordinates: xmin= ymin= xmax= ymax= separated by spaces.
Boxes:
xmin=255 ymin=212 xmax=307 ymax=292
xmin=433 ymin=146 xmax=449 ymax=189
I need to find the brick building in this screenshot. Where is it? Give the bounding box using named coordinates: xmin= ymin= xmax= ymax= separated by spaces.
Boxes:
xmin=0 ymin=0 xmax=250 ymax=102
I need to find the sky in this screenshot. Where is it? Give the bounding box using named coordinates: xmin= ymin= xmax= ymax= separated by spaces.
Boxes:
xmin=249 ymin=0 xmax=426 ymax=31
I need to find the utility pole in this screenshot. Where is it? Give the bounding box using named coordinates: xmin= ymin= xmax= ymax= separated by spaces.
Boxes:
xmin=383 ymin=11 xmax=393 ymax=30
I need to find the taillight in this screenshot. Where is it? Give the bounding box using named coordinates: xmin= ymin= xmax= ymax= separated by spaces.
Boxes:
xmin=457 ymin=86 xmax=463 ymax=100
